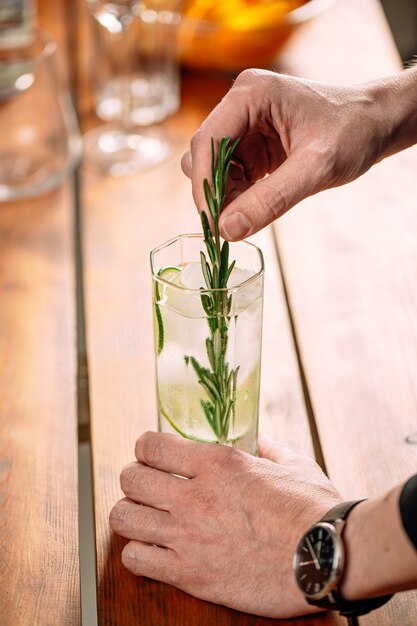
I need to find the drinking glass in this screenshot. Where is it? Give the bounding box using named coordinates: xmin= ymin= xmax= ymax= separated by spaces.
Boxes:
xmin=0 ymin=0 xmax=36 ymax=49
xmin=94 ymin=3 xmax=180 ymax=126
xmin=84 ymin=0 xmax=179 ymax=176
xmin=151 ymin=234 xmax=264 ymax=456
xmin=0 ymin=29 xmax=82 ymax=201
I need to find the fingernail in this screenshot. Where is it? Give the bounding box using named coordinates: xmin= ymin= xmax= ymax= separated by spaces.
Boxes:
xmin=122 ymin=546 xmax=137 ymax=562
xmin=220 ymin=213 xmax=251 ymax=240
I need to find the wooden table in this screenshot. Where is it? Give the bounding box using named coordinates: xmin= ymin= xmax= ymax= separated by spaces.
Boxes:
xmin=1 ymin=0 xmax=417 ymax=624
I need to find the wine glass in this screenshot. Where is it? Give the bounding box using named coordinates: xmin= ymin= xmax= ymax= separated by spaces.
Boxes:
xmin=0 ymin=29 xmax=81 ymax=201
xmin=84 ymin=0 xmax=175 ymax=176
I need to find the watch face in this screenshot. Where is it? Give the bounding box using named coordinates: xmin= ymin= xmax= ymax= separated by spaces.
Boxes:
xmin=294 ymin=523 xmax=343 ymax=600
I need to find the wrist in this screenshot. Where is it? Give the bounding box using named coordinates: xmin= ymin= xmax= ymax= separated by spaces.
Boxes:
xmin=367 ymin=66 xmax=417 ymax=161
xmin=341 ymin=485 xmax=417 ymax=601
xmin=293 ymin=499 xmax=393 ymax=617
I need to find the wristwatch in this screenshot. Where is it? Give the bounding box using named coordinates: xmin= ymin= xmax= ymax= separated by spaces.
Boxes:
xmin=293 ymin=500 xmax=393 ymax=617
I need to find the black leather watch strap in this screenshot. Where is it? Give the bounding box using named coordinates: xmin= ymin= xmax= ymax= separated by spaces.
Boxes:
xmin=310 ymin=591 xmax=394 ymax=617
xmin=400 ymin=474 xmax=417 ymax=550
xmin=320 ymin=499 xmax=365 ymax=524
xmin=307 ymin=500 xmax=393 ymax=617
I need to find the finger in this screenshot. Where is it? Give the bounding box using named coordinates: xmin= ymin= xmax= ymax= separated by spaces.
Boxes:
xmin=218 ymin=150 xmax=320 ymax=241
xmin=120 ymin=461 xmax=187 ymax=510
xmin=229 ymin=161 xmax=247 ymax=182
xmin=135 ymin=431 xmax=214 ymax=478
xmin=258 ymin=433 xmax=305 ymax=465
xmin=183 ymin=138 xmax=270 ymax=187
xmin=225 ymin=177 xmax=252 ymax=208
xmin=121 ymin=540 xmax=181 ymax=585
xmin=181 ymin=149 xmax=192 ymax=179
xmin=189 ymin=87 xmax=250 ymax=214
xmin=110 ymin=498 xmax=174 ymax=546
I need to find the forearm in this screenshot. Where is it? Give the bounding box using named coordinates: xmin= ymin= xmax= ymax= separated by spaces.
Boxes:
xmin=341 ymin=479 xmax=417 ymax=601
xmin=370 ymin=65 xmax=417 ymax=161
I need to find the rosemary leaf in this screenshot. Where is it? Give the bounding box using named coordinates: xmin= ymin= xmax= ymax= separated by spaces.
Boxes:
xmin=206 ymin=338 xmax=216 ymax=371
xmin=220 ymin=240 xmax=229 ymax=285
xmin=201 ymin=293 xmax=214 ymax=316
xmin=200 ymin=251 xmax=212 ymax=289
xmin=224 ymin=259 xmax=236 ymax=287
xmin=210 ymin=137 xmax=216 ymax=187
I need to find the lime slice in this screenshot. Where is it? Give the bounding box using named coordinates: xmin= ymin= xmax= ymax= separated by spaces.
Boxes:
xmin=155 ymin=265 xmax=182 ymax=299
xmin=160 ymin=401 xmax=252 ymax=445
xmin=160 ymin=405 xmax=217 ymax=443
xmin=158 ymin=372 xmax=255 ymax=444
xmin=154 ymin=266 xmax=181 ymax=354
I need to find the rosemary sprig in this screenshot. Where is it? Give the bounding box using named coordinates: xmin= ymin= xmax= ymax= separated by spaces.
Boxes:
xmin=185 ymin=137 xmax=240 ymax=443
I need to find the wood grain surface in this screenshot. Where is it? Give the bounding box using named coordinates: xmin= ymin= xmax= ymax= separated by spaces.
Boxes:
xmin=80 ymin=77 xmax=342 ymax=626
xmin=0 ymin=186 xmax=80 ymax=625
xmin=79 ymin=0 xmax=417 ymax=624
xmin=0 ymin=2 xmax=80 ymax=624
xmin=276 ymin=0 xmax=417 ymax=624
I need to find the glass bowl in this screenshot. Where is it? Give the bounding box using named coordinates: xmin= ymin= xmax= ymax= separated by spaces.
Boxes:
xmin=179 ymin=0 xmax=337 ymax=72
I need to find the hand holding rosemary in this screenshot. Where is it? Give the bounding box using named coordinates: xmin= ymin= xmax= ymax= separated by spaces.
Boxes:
xmin=152 ymin=137 xmax=264 ymax=454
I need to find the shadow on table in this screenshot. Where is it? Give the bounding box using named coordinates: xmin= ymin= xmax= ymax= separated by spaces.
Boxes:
xmin=97 ymin=533 xmax=327 ymax=626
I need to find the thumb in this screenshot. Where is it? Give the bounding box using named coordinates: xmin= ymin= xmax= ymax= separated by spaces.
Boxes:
xmin=219 ymin=150 xmax=320 ymax=241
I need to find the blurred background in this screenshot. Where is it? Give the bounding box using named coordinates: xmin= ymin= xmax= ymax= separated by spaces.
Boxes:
xmin=381 ymin=0 xmax=417 ymax=62
xmin=0 ymin=0 xmax=416 ymax=197
xmin=175 ymin=0 xmax=417 ymax=72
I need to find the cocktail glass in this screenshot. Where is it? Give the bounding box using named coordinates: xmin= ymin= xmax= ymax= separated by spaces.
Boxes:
xmin=151 ymin=234 xmax=264 ymax=456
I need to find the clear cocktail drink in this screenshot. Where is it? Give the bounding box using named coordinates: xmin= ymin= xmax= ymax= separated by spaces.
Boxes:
xmin=151 ymin=234 xmax=264 ymax=455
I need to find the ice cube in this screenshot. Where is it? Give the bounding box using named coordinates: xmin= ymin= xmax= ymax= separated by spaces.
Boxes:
xmin=229 ymin=267 xmax=263 ymax=314
xmin=228 ymin=266 xmax=254 ymax=288
xmin=180 ymin=262 xmax=205 ymax=289
xmin=181 ymin=263 xmax=254 ymax=290
xmin=176 ymin=262 xmax=261 ymax=316
xmin=157 ymin=341 xmax=188 ymax=384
